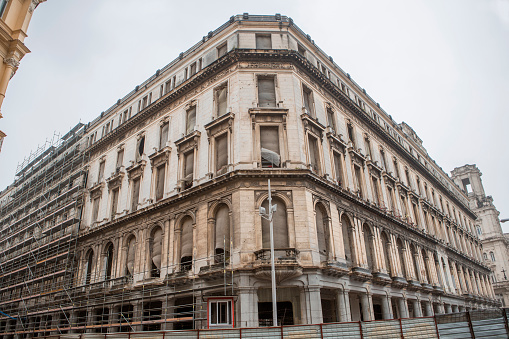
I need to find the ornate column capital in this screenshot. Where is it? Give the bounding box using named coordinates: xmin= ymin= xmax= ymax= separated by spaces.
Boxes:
xmin=4 ymin=57 xmax=19 ymax=68
xmin=29 ymin=0 xmax=47 ymax=14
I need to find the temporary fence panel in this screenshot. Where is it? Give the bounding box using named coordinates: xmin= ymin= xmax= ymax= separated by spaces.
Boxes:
xmin=321 ymin=322 xmax=361 ymax=339
xmin=400 ymin=317 xmax=438 ymax=339
xmin=200 ymin=328 xmax=241 ymax=339
xmin=361 ymin=319 xmax=401 ymax=339
xmin=470 ymin=308 xmax=508 ymax=339
xmin=283 ymin=324 xmax=321 ymax=338
xmin=435 ymin=312 xmax=473 ymax=339
xmin=241 ymin=327 xmax=282 ymax=339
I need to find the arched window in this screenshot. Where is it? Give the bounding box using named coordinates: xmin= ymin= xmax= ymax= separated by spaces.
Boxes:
xmin=214 ymin=204 xmax=230 ymax=263
xmin=85 ymin=250 xmax=94 ymax=285
xmin=490 ymin=252 xmax=495 ymax=262
xmin=125 ymin=236 xmax=136 ymax=277
xmin=150 ymin=227 xmax=163 ymax=278
xmin=381 ymin=232 xmax=391 ymax=276
xmin=180 ymin=216 xmax=193 ymax=271
xmin=396 ymin=238 xmax=407 ymax=279
xmin=410 ymin=244 xmax=420 ymax=282
xmin=104 ymin=243 xmax=114 ymax=280
xmin=341 ymin=215 xmax=353 ymax=263
xmin=483 ymin=252 xmax=488 ymax=261
xmin=421 ymin=249 xmax=431 ymax=284
xmin=363 ymin=224 xmax=374 ymax=271
xmin=261 ymin=197 xmax=288 ymax=248
xmin=315 ymin=204 xmax=330 ymax=258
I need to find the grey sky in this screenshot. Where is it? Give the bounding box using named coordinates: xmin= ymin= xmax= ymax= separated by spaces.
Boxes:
xmin=1 ymin=0 xmax=507 ymax=230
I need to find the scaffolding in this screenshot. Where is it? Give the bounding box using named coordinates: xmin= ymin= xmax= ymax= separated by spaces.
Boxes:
xmin=0 ymin=123 xmax=88 ymax=337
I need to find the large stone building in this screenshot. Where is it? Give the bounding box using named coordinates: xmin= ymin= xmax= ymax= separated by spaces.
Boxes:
xmin=0 ymin=14 xmax=498 ymax=336
xmin=0 ymin=0 xmax=46 ymax=152
xmin=451 ymin=165 xmax=509 ymax=307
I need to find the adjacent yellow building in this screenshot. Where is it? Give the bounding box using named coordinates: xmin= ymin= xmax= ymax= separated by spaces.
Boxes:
xmin=0 ymin=0 xmax=45 ymax=152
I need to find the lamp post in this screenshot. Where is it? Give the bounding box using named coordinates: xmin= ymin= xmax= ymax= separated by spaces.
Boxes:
xmin=259 ymin=179 xmax=278 ymax=326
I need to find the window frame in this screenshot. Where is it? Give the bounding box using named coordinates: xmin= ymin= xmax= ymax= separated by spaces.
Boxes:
xmin=256 ymin=74 xmax=278 ymax=108
xmin=207 ymin=297 xmax=234 ymax=329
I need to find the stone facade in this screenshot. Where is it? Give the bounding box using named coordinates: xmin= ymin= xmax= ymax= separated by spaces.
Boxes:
xmin=451 ymin=164 xmax=509 ymax=307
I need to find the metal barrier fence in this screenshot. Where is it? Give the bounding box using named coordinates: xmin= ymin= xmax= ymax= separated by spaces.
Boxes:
xmin=25 ymin=309 xmax=509 ymax=339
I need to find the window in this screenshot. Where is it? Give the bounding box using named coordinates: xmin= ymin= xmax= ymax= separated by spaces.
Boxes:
xmin=131 ymin=177 xmax=141 ymax=211
xmin=340 ymin=215 xmax=353 ymax=262
xmin=136 ymin=136 xmax=145 ymax=162
xmin=490 ymin=252 xmax=495 ymax=262
xmin=116 ymin=149 xmax=124 ymax=170
xmin=159 ymin=122 xmax=169 ymax=150
xmin=392 ymin=158 xmax=400 ymax=178
xmin=396 ymin=239 xmax=407 ymax=279
xmin=217 ymin=43 xmax=227 ymax=58
xmin=110 ymin=188 xmax=119 ymax=219
xmin=261 ymin=197 xmax=288 ymax=248
xmin=98 ymin=161 xmax=105 ymax=182
xmin=257 ymin=76 xmax=276 ymax=107
xmin=363 ymin=224 xmax=374 ymax=271
xmin=405 ymin=168 xmax=411 ymax=188
xmin=190 ymin=62 xmax=197 ymax=76
xmin=401 ymin=195 xmax=408 ymax=218
xmin=125 ymin=236 xmax=136 ymax=276
xmin=155 ymin=165 xmax=165 ymax=201
xmin=214 ymin=204 xmax=230 ymax=263
xmin=412 ymin=203 xmax=419 ymax=225
xmin=186 ymin=106 xmax=196 ymax=135
xmin=364 ymin=136 xmax=371 ymax=157
xmin=315 ymin=204 xmax=330 ymax=257
xmin=182 ymin=151 xmax=194 ymax=189
xmin=476 ymin=226 xmax=482 ymax=236
xmin=462 ymin=178 xmax=472 ymax=194
xmin=483 ymin=252 xmax=488 ymax=260
xmin=104 ymin=243 xmax=114 ymax=280
xmin=302 ymin=85 xmax=314 ymax=116
xmin=354 ymin=165 xmax=364 ymax=198
xmin=371 ymin=176 xmax=381 ymax=206
xmin=149 ymin=227 xmax=163 ymax=278
xmin=332 ymin=152 xmax=343 ymax=187
xmin=141 ymin=96 xmax=148 ymax=110
xmin=208 ymin=299 xmax=233 ymax=328
xmin=215 ymin=133 xmax=228 ymax=175
xmin=84 ymin=250 xmax=94 ymax=285
xmin=215 ymin=84 xmax=228 ymax=117
xmin=381 ymin=232 xmax=392 ymax=276
xmin=0 ymin=0 xmax=8 ymax=17
xmin=326 ymin=108 xmax=336 ymax=131
xmin=180 ymin=216 xmax=193 ymax=271
xmin=347 ymin=122 xmax=356 ymax=148
xmin=416 ymin=177 xmax=422 ymax=195
xmin=256 ymin=34 xmax=271 ymax=49
xmin=307 ymin=134 xmax=321 ymax=174
xmin=91 ymin=197 xmax=100 ymax=224
xmin=260 ymin=126 xmax=280 ymax=168
xmin=297 ymin=44 xmax=306 ymax=56
xmin=165 ymin=79 xmax=172 ymax=94
xmin=379 ymin=148 xmax=387 ymax=169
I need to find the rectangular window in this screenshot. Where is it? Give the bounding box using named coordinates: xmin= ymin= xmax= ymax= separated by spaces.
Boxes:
xmin=387 ymin=186 xmax=395 ymax=211
xmin=159 ymin=122 xmax=169 ymax=150
xmin=186 ymin=106 xmax=196 ymax=135
xmin=302 ymin=85 xmax=314 ymax=116
xmin=183 ymin=151 xmax=194 ymax=189
xmin=116 ymin=149 xmax=124 ymax=170
xmin=412 ymin=203 xmax=419 ymax=225
xmin=165 ymin=79 xmax=171 ymax=94
xmin=217 ymin=43 xmax=227 ymax=58
xmin=401 ymin=195 xmax=408 ymax=218
xmin=364 ymin=137 xmax=371 ymax=157
xmin=308 ymin=135 xmax=320 ymax=174
xmin=462 ymin=178 xmax=472 ymax=193
xmin=131 ymin=178 xmax=141 ymax=211
xmin=208 ymin=299 xmax=233 ymax=327
xmin=111 ymin=188 xmax=119 ymax=219
xmin=258 ymin=77 xmax=276 ymax=107
xmin=372 ymin=176 xmax=380 ymax=205
xmin=92 ymin=197 xmax=100 ymax=223
xmin=379 ymin=149 xmax=387 ymax=169
xmin=327 ymin=108 xmax=336 ymax=131
xmin=136 ymin=136 xmax=145 ymax=162
xmin=155 ymin=165 xmax=165 ymax=201
xmin=256 ymin=34 xmax=271 ymax=49
xmin=215 ymin=134 xmax=228 ymax=175
xmin=347 ymin=123 xmax=356 ymax=148
xmin=190 ymin=62 xmax=197 ymax=76
xmin=98 ymin=161 xmax=105 ymax=182
xmin=142 ymin=96 xmax=148 ymax=110
xmin=297 ymin=44 xmax=306 ymax=56
xmin=354 ymin=165 xmax=363 ymax=198
xmin=333 ymin=152 xmax=343 ymax=187
xmin=393 ymin=158 xmax=400 ymax=178
xmin=260 ymin=126 xmax=280 ymax=168
xmin=215 ymin=84 xmax=228 ymax=117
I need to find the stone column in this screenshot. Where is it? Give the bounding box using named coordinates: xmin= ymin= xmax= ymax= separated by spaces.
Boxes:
xmin=238 ymin=287 xmax=258 ymax=327
xmin=452 ymin=305 xmax=459 ymax=313
xmin=413 ymin=299 xmax=422 ymax=317
xmin=360 ymin=292 xmax=373 ymax=321
xmin=424 ymin=300 xmax=433 ymax=316
xmin=398 ymin=297 xmax=409 ymax=319
xmin=444 ymin=304 xmax=452 ymax=313
xmin=304 ymin=286 xmax=323 ymax=324
xmin=436 ymin=302 xmax=445 ymax=314
xmin=337 ymin=289 xmax=351 ymax=322
xmin=381 ymin=294 xmax=392 ymax=320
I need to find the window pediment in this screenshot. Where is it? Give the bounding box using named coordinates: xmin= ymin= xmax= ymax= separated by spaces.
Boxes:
xmin=249 ymin=107 xmax=288 ymax=129
xmin=301 ymin=113 xmax=325 ymax=138
xmin=106 ymin=169 xmax=125 ymax=190
xmin=126 ymin=160 xmax=146 ymax=180
xmin=149 ymin=147 xmax=171 ymax=168
xmin=396 ymin=180 xmax=410 ymax=193
xmin=327 ymin=132 xmax=347 ymax=154
xmin=89 ymin=182 xmax=104 ymax=200
xmin=175 ymin=130 xmax=200 ymax=153
xmin=366 ymin=159 xmax=382 ymax=176
xmin=205 ymin=112 xmax=234 ymax=137
xmin=348 ymin=146 xmax=365 ymax=165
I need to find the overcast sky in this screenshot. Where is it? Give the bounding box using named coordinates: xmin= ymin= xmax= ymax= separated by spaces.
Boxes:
xmin=0 ymin=0 xmax=507 ymax=231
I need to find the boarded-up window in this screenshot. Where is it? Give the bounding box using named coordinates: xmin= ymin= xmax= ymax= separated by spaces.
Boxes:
xmin=327 ymin=109 xmax=336 ymax=131
xmin=215 ymin=204 xmax=230 ymax=263
xmin=258 ymin=77 xmax=276 ymax=107
xmin=302 ymin=85 xmax=314 ymax=116
xmin=183 ymin=151 xmax=194 ymax=189
xmin=333 ymin=152 xmax=343 ymax=187
xmin=159 ymin=122 xmax=169 ymax=149
xmin=260 ymin=126 xmax=280 ymax=168
xmin=126 ymin=237 xmax=136 ymax=276
xmin=155 ymin=165 xmax=165 ymax=201
xmin=217 ymin=43 xmax=227 ymax=58
xmin=261 ymin=197 xmax=288 ymax=248
xmin=180 ymin=217 xmax=193 ymax=271
xmin=363 ymin=225 xmax=374 ymax=271
xmin=98 ymin=161 xmax=105 ymax=182
xmin=92 ymin=197 xmax=100 ymax=223
xmin=215 ymin=134 xmax=228 ymax=175
xmin=354 ymin=165 xmax=363 ymax=198
xmin=151 ymin=228 xmax=163 ymax=277
xmin=136 ymin=136 xmax=145 ymax=162
xmin=381 ymin=232 xmax=391 ymax=276
xmin=308 ymin=135 xmax=320 ymax=174
xmin=111 ymin=188 xmax=119 ymax=219
xmin=341 ymin=215 xmax=352 ymax=262
xmin=186 ymin=106 xmax=196 ymax=135
xmin=315 ymin=205 xmax=329 ymax=256
xmin=131 ymin=178 xmax=140 ymax=211
xmin=256 ymin=34 xmax=272 ymax=49
xmin=116 ymin=150 xmax=124 ymax=170
xmin=216 ymin=85 xmax=228 ymax=116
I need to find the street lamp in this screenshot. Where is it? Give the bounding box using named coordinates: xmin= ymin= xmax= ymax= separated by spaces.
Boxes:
xmin=259 ymin=179 xmax=278 ymax=327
